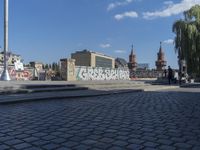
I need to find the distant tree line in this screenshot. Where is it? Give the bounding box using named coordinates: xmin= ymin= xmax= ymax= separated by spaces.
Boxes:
xmin=43 ymin=62 xmax=60 ymax=72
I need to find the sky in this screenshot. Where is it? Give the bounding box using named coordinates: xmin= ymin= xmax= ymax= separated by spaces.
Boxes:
xmin=0 ymin=0 xmax=200 ymax=69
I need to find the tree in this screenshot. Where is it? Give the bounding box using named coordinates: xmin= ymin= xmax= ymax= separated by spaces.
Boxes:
xmin=173 ymin=5 xmax=200 ymax=77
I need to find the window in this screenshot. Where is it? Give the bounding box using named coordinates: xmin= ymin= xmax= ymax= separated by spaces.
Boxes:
xmin=95 ymin=56 xmax=112 ymax=68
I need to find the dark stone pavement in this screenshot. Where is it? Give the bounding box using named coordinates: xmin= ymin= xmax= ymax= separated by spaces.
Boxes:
xmin=0 ymin=90 xmax=200 ymax=150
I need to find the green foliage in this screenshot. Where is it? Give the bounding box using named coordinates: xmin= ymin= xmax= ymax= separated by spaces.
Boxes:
xmin=173 ymin=5 xmax=200 ymax=77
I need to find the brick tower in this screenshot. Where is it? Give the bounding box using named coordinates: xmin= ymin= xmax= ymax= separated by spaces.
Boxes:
xmin=128 ymin=45 xmax=137 ymax=71
xmin=155 ymin=42 xmax=166 ymax=71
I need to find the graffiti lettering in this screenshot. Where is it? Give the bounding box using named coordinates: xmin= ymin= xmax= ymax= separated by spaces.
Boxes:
xmin=76 ymin=66 xmax=130 ymax=81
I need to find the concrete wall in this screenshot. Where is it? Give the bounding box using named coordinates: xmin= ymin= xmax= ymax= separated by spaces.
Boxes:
xmin=130 ymin=70 xmax=163 ymax=78
xmin=76 ymin=66 xmax=130 ymax=80
xmin=60 ymin=59 xmax=76 ymax=81
xmin=0 ymin=65 xmax=34 ymax=80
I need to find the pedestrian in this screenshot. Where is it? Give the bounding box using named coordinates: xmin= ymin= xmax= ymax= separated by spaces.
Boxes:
xmin=168 ymin=66 xmax=173 ymax=85
xmin=164 ymin=69 xmax=167 ymax=78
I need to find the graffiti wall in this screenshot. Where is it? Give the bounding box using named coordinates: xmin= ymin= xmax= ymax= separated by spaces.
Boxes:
xmin=76 ymin=66 xmax=130 ymax=80
xmin=130 ymin=70 xmax=163 ymax=78
xmin=0 ymin=65 xmax=34 ymax=80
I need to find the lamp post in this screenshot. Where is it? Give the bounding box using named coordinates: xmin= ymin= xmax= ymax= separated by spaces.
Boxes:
xmin=1 ymin=0 xmax=11 ymax=81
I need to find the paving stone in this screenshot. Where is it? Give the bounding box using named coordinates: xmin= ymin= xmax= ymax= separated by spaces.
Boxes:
xmin=174 ymin=143 xmax=192 ymax=149
xmin=81 ymin=139 xmax=97 ymax=145
xmin=128 ymin=138 xmax=144 ymax=144
xmin=13 ymin=143 xmax=32 ymax=149
xmin=51 ymin=138 xmax=66 ymax=144
xmin=0 ymin=136 xmax=14 ymax=142
xmin=4 ymin=139 xmax=23 ymax=145
xmin=70 ymin=136 xmax=86 ymax=142
xmin=143 ymin=147 xmax=158 ymax=150
xmin=92 ymin=142 xmax=111 ymax=149
xmin=141 ymin=136 xmax=157 ymax=142
xmin=108 ymin=146 xmax=125 ymax=150
xmin=143 ymin=142 xmax=159 ymax=148
xmin=99 ymin=137 xmax=115 ymax=143
xmin=0 ymin=90 xmax=200 ymax=150
xmin=41 ymin=135 xmax=57 ymax=140
xmin=32 ymin=140 xmax=50 ymax=146
xmin=15 ymin=134 xmax=30 ymax=139
xmin=115 ymin=136 xmax=129 ymax=140
xmin=0 ymin=144 xmax=10 ymax=150
xmin=23 ymin=137 xmax=39 ymax=142
xmin=62 ymin=141 xmax=79 ymax=147
xmin=57 ymin=147 xmax=71 ymax=150
xmin=87 ymin=135 xmax=102 ymax=140
xmin=42 ymin=143 xmax=60 ymax=150
xmin=186 ymin=140 xmax=200 ymax=146
xmin=171 ymin=137 xmax=186 ymax=143
xmin=24 ymin=147 xmax=43 ymax=150
xmin=127 ymin=144 xmax=144 ymax=149
xmin=159 ymin=145 xmax=176 ymax=150
xmin=112 ymin=140 xmax=129 ymax=147
xmin=73 ymin=145 xmax=91 ymax=150
xmin=192 ymin=146 xmax=200 ymax=150
xmin=157 ymin=139 xmax=173 ymax=145
xmin=32 ymin=132 xmax=48 ymax=137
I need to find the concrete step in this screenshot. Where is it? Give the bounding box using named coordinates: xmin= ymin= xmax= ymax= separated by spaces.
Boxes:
xmin=0 ymin=85 xmax=88 ymax=95
xmin=22 ymin=84 xmax=76 ymax=89
xmin=0 ymin=89 xmax=143 ymax=104
xmin=0 ymin=80 xmax=151 ymax=95
xmin=180 ymin=83 xmax=200 ymax=88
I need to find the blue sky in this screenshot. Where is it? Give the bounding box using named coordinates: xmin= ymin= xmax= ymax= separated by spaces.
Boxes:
xmin=0 ymin=0 xmax=200 ymax=69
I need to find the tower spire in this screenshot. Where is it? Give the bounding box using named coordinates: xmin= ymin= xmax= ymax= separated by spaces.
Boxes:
xmin=155 ymin=42 xmax=166 ymax=71
xmin=131 ymin=44 xmax=134 ymax=55
xmin=128 ymin=44 xmax=137 ymax=71
xmin=159 ymin=41 xmax=163 ymax=53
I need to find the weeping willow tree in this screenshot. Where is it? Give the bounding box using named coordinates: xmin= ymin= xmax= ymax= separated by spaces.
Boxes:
xmin=173 ymin=5 xmax=200 ymax=77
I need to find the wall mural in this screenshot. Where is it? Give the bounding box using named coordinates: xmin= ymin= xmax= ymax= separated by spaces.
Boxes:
xmin=76 ymin=66 xmax=130 ymax=80
xmin=0 ymin=66 xmax=34 ymax=80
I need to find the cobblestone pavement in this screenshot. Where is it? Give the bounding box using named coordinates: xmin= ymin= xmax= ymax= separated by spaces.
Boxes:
xmin=0 ymin=90 xmax=200 ymax=150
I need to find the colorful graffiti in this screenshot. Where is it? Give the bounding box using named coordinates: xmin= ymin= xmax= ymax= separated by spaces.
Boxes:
xmin=0 ymin=65 xmax=34 ymax=80
xmin=76 ymin=66 xmax=130 ymax=80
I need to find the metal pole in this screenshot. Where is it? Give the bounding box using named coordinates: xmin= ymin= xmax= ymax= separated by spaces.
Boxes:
xmin=1 ymin=0 xmax=11 ymax=81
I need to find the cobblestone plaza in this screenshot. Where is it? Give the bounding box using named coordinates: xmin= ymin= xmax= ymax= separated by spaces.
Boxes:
xmin=0 ymin=88 xmax=200 ymax=150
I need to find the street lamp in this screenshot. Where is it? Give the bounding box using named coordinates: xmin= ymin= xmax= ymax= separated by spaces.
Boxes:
xmin=1 ymin=0 xmax=11 ymax=81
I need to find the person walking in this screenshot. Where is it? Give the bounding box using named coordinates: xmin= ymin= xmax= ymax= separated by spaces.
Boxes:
xmin=168 ymin=66 xmax=173 ymax=85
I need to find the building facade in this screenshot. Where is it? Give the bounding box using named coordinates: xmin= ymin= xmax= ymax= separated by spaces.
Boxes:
xmin=0 ymin=52 xmax=22 ymax=65
xmin=137 ymin=63 xmax=149 ymax=70
xmin=155 ymin=42 xmax=167 ymax=71
xmin=71 ymin=49 xmax=115 ymax=69
xmin=115 ymin=58 xmax=128 ymax=68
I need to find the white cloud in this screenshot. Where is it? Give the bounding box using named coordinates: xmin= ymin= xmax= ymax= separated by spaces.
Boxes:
xmin=100 ymin=43 xmax=111 ymax=48
xmin=163 ymin=1 xmax=174 ymax=6
xmin=115 ymin=11 xmax=138 ymax=20
xmin=163 ymin=39 xmax=174 ymax=44
xmin=107 ymin=0 xmax=133 ymax=11
xmin=143 ymin=0 xmax=200 ymax=19
xmin=114 ymin=50 xmax=126 ymax=53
